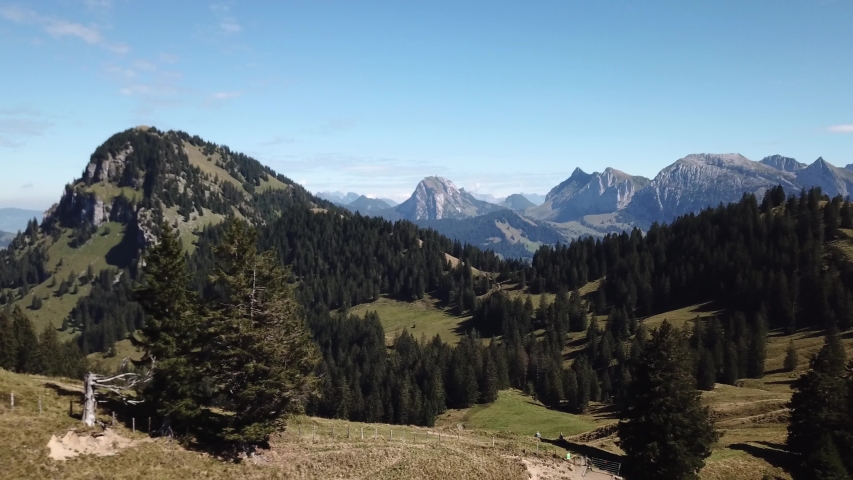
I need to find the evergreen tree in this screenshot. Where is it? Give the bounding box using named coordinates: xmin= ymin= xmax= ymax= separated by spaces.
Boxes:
xmin=205 ymin=222 xmax=321 ymax=445
xmin=618 ymin=320 xmax=720 ymax=480
xmin=784 ymin=340 xmax=799 ymax=372
xmin=787 ymin=331 xmax=849 ymax=475
xmin=11 ymin=307 xmax=38 ymax=373
xmin=807 ymin=435 xmax=850 ymax=480
xmin=0 ymin=311 xmax=16 ymax=370
xmin=134 ymin=223 xmax=204 ymax=431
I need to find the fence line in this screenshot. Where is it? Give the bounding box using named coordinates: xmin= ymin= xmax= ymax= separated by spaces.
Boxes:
xmin=2 ymin=389 xmax=616 ymax=473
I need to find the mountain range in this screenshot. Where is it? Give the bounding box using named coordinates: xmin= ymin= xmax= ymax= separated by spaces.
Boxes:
xmin=332 ymin=153 xmax=853 ymax=259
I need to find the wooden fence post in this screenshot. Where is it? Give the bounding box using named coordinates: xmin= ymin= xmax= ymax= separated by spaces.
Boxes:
xmin=69 ymin=400 xmax=73 ymax=416
xmin=38 ymin=396 xmax=42 ymax=415
xmin=361 ymin=427 xmax=364 ymax=440
xmin=112 ymin=411 xmax=116 ymax=425
xmin=132 ymin=418 xmax=136 ymax=433
xmin=390 ymin=429 xmax=393 ymax=441
xmin=10 ymin=392 xmax=13 ymax=411
xmin=492 ymin=436 xmax=495 ymax=447
xmin=374 ymin=427 xmax=377 ymax=440
xmin=148 ymin=417 xmax=151 ymax=432
xmin=313 ymin=425 xmax=316 ymax=441
xmin=348 ymin=425 xmax=351 ymax=439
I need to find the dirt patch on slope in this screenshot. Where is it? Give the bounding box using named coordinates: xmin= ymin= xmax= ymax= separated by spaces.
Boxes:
xmin=48 ymin=428 xmax=143 ymax=461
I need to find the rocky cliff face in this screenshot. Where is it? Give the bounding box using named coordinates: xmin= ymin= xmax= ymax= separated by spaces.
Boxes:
xmin=760 ymin=154 xmax=806 ymax=173
xmin=625 ymin=153 xmax=798 ymax=224
xmin=393 ymin=177 xmax=503 ymax=220
xmin=528 ymin=167 xmax=649 ymax=222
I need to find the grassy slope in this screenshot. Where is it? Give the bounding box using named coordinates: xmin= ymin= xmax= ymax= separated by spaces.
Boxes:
xmin=0 ymin=369 xmax=559 ymax=480
xmin=12 ymin=222 xmax=125 ymax=335
xmin=441 ymin=390 xmax=600 ymax=439
xmin=349 ymin=295 xmax=470 ymax=345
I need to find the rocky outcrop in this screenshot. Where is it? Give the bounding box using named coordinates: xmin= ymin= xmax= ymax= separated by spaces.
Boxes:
xmin=46 ymin=186 xmax=108 ymax=228
xmin=83 ymin=144 xmax=134 ymax=184
xmin=528 ymin=167 xmax=649 ymax=222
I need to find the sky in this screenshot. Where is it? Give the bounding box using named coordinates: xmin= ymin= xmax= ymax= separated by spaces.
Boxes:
xmin=1 ymin=0 xmax=852 ymax=209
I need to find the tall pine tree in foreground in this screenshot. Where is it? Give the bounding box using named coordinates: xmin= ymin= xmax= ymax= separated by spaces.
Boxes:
xmin=618 ymin=320 xmax=720 ymax=480
xmin=787 ymin=330 xmax=851 ymax=476
xmin=133 ymin=222 xmax=204 ymax=432
xmin=204 ymin=222 xmax=320 ymax=445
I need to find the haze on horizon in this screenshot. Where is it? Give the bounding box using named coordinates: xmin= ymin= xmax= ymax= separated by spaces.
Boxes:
xmin=1 ymin=0 xmax=852 ymax=209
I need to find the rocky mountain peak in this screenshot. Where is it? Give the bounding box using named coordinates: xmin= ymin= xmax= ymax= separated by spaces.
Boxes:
xmin=760 ymin=155 xmax=805 ymax=173
xmin=392 ymin=176 xmax=502 ymax=220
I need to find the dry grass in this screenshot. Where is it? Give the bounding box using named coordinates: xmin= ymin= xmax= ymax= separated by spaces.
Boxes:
xmin=0 ymin=369 xmax=575 ymax=480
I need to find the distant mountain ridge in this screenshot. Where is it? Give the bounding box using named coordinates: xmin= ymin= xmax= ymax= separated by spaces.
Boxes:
xmin=344 ymin=195 xmax=394 ymax=214
xmin=0 ymin=207 xmax=44 ymax=233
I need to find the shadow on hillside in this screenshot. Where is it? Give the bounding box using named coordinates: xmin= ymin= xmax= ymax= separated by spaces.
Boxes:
xmin=105 ymin=224 xmax=138 ymax=270
xmin=729 ymin=442 xmax=798 ymax=477
xmin=765 ymin=379 xmax=796 ymax=387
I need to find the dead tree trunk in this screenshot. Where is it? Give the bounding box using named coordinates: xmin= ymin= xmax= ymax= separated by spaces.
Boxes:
xmin=82 ymin=373 xmax=98 ymax=426
xmin=81 ymin=357 xmax=155 ymax=427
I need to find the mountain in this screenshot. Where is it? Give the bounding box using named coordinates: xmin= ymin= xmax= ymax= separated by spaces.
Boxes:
xmin=470 ymin=192 xmax=505 ymax=204
xmin=793 ymin=157 xmax=853 ymax=198
xmin=519 ymin=193 xmax=546 ymax=205
xmin=501 ymin=194 xmax=536 ymax=211
xmin=316 ymin=191 xmax=360 ymax=205
xmin=625 ymin=153 xmax=799 ymax=224
xmin=0 ymin=230 xmax=13 ymax=248
xmin=0 ymin=207 xmax=43 ymax=233
xmin=344 ymin=195 xmax=393 ymax=214
xmin=760 ymin=154 xmax=806 ymax=173
xmin=0 ymin=126 xmax=329 ymax=337
xmin=415 ymin=209 xmax=563 ymax=259
xmin=379 ymin=198 xmax=399 ymax=207
xmin=388 ymin=176 xmax=504 ymax=221
xmin=528 ymin=167 xmax=650 ymax=222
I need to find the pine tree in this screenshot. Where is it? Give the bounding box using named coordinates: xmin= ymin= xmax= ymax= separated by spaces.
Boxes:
xmin=807 ymin=435 xmax=850 ymax=480
xmin=11 ymin=307 xmax=38 ymax=373
xmin=697 ymin=349 xmax=717 ymax=391
xmin=784 ymin=340 xmax=798 ymax=372
xmin=618 ymin=320 xmax=720 ymax=480
xmin=0 ymin=311 xmax=16 ymax=370
xmin=134 ymin=222 xmax=204 ymax=431
xmin=205 ymin=222 xmax=321 ymax=445
xmin=787 ymin=331 xmax=849 ymax=473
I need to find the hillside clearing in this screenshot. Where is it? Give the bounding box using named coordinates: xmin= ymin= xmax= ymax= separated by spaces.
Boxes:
xmin=350 ymin=296 xmax=469 ymax=345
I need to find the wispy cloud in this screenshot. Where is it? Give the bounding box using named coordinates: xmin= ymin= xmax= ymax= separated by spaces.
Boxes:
xmin=83 ymin=0 xmax=113 ymax=10
xmin=0 ymin=108 xmax=53 ymax=149
xmin=211 ymin=91 xmax=243 ymax=100
xmin=306 ymin=119 xmax=357 ymax=136
xmin=20 ymin=183 xmax=33 ymax=189
xmin=0 ymin=5 xmax=127 ymax=53
xmin=210 ymin=3 xmax=241 ymax=34
xmin=828 ymin=124 xmax=853 ymax=134
xmin=260 ymin=135 xmax=295 ymax=146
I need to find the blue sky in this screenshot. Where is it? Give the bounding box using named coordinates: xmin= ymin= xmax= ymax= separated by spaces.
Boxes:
xmin=1 ymin=0 xmax=852 ymax=209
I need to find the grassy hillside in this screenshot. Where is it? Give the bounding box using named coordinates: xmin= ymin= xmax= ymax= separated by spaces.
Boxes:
xmin=12 ymin=222 xmax=126 ymax=335
xmin=0 ymin=369 xmax=592 ymax=480
xmin=350 ymin=295 xmax=470 ymax=345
